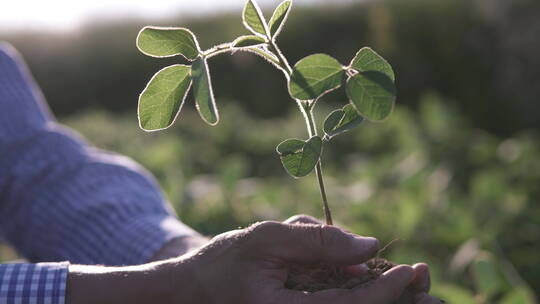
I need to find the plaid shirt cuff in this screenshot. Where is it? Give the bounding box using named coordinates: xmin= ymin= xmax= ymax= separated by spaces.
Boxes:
xmin=0 ymin=262 xmax=69 ymax=304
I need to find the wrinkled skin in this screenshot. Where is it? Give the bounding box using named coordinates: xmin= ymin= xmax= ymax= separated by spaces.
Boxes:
xmin=170 ymin=215 xmax=441 ymax=304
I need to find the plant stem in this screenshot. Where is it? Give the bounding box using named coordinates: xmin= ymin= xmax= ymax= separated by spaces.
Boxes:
xmin=315 ymin=163 xmax=333 ymax=225
xmin=268 ymin=42 xmax=293 ymax=76
xmin=203 ymin=43 xmax=284 ymax=73
xmin=269 ymin=40 xmax=334 ymax=225
xmin=305 ymin=107 xmax=333 ymax=225
xmin=205 ymin=38 xmax=335 ymax=225
xmin=202 ymin=42 xmax=232 ymax=57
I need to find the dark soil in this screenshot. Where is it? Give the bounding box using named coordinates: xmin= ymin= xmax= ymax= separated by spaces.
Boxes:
xmin=285 ymin=258 xmax=421 ymax=304
xmin=285 ymin=258 xmax=395 ymax=292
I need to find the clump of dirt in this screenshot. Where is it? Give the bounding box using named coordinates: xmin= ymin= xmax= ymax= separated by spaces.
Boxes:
xmin=286 ymin=258 xmax=445 ymax=303
xmin=286 ymin=258 xmax=428 ymax=303
xmin=285 ymin=258 xmax=395 ymax=292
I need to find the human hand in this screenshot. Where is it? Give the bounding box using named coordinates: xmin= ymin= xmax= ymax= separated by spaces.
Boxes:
xmin=170 ymin=217 xmax=435 ymax=304
xmin=150 ymin=234 xmax=209 ymax=261
xmin=66 ymin=216 xmax=440 ymax=304
xmin=285 ymin=214 xmax=441 ymax=304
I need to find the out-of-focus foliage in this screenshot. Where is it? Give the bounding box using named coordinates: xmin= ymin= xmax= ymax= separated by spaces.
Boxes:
xmin=2 ymin=0 xmax=540 ymax=136
xmin=1 ymin=0 xmax=539 ymax=302
xmin=61 ymin=94 xmax=539 ymax=303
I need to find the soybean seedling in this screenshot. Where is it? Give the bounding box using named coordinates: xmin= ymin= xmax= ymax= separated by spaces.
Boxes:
xmin=135 ymin=0 xmax=396 ymax=226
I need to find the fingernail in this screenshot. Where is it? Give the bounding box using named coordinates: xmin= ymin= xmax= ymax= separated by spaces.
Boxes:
xmin=386 ymin=265 xmax=414 ymax=285
xmin=355 ymin=236 xmax=379 ymax=250
xmin=344 ymin=263 xmax=369 ymax=276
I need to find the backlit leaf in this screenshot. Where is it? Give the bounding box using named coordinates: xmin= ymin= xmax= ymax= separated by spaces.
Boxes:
xmin=472 ymin=252 xmax=507 ymax=300
xmin=289 ymin=54 xmax=346 ymax=101
xmin=243 ymin=0 xmax=268 ymax=36
xmin=138 ymin=65 xmax=192 ymax=131
xmin=277 ymin=136 xmax=322 ymax=178
xmin=192 ymin=57 xmax=219 ymax=125
xmin=268 ymin=0 xmax=292 ymax=38
xmin=276 ymin=138 xmax=305 ymax=155
xmin=136 ymin=27 xmax=200 ymax=60
xmin=323 ymin=104 xmax=364 ymax=139
xmin=346 ymin=71 xmax=396 ymax=121
xmin=232 ymin=35 xmax=267 ymax=48
xmin=350 ymin=47 xmax=395 ymax=81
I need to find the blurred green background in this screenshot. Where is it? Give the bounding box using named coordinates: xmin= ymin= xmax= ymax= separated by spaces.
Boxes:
xmin=1 ymin=0 xmax=540 ymax=303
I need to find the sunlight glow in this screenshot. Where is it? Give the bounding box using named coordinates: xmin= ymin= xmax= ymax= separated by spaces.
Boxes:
xmin=0 ymin=0 xmax=353 ymax=32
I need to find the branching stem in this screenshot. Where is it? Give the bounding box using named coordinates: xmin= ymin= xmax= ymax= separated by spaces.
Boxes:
xmin=268 ymin=39 xmax=334 ymax=225
xmin=203 ymin=42 xmax=232 ymax=57
xmin=203 ymin=43 xmax=283 ymax=69
xmin=202 ymin=37 xmax=335 ymax=225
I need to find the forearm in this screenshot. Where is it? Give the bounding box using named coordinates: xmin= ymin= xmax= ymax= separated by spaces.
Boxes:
xmin=66 ymin=261 xmax=175 ymax=304
xmin=1 ymin=124 xmax=199 ymax=265
xmin=1 ymin=43 xmax=198 ymax=265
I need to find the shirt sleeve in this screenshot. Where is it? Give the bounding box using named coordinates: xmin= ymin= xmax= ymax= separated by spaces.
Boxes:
xmin=0 ymin=42 xmax=198 ymax=266
xmin=0 ymin=262 xmax=69 ymax=304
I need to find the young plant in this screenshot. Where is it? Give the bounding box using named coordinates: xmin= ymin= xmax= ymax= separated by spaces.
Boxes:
xmin=135 ymin=0 xmax=396 ymax=226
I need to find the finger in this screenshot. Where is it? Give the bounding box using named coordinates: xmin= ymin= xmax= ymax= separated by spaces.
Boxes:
xmin=282 ymin=217 xmax=370 ymax=276
xmin=277 ymin=287 xmax=350 ymax=304
xmin=278 ymin=265 xmax=415 ymax=304
xmin=343 ymin=264 xmax=369 ymax=277
xmin=283 ymin=214 xmax=322 ymax=225
xmin=352 ymin=265 xmax=415 ymax=304
xmin=246 ymin=221 xmax=379 ymax=265
xmin=410 ymin=263 xmax=431 ymax=293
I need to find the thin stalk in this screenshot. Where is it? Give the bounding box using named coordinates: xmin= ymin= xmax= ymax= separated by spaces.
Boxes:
xmin=205 ymin=37 xmax=335 ymax=225
xmin=316 ymin=163 xmax=332 ymax=225
xmin=305 ymin=107 xmax=333 ymax=225
xmin=268 ymin=42 xmax=293 ymax=75
xmin=203 ymin=43 xmax=283 ymax=69
xmin=202 ymin=42 xmax=232 ymax=57
xmin=269 ymin=39 xmax=334 ymax=225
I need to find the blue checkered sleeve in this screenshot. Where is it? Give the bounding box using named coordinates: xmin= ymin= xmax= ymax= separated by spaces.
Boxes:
xmin=0 ymin=40 xmax=200 ymax=302
xmin=0 ymin=43 xmax=197 ymax=267
xmin=0 ymin=262 xmax=69 ymax=304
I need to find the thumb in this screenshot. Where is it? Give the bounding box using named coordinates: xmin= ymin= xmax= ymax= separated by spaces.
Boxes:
xmin=247 ymin=221 xmax=379 ymax=265
xmin=409 ymin=263 xmax=431 ymax=293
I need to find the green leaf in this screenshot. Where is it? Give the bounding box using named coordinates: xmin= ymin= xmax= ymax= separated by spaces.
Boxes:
xmin=276 ymin=136 xmax=323 ymax=178
xmin=192 ymin=57 xmax=219 ymax=125
xmin=243 ymin=0 xmax=268 ymax=37
xmin=323 ymin=104 xmax=364 ymax=139
xmin=346 ymin=71 xmax=396 ymax=121
xmin=232 ymin=35 xmax=267 ymax=48
xmin=268 ymin=0 xmax=292 ymax=38
xmin=288 ymin=54 xmax=346 ymax=101
xmin=276 ymin=139 xmax=305 ymax=155
xmin=350 ymin=47 xmax=395 ymax=81
xmin=136 ymin=26 xmax=200 ymax=60
xmin=472 ymin=252 xmax=507 ymax=300
xmin=243 ymin=47 xmax=280 ymax=67
xmin=138 ymin=64 xmax=192 ymax=131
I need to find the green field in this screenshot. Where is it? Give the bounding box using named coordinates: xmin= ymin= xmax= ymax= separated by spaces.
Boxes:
xmin=2 ymin=0 xmax=539 ymax=302
xmin=60 ymin=94 xmax=539 ymax=303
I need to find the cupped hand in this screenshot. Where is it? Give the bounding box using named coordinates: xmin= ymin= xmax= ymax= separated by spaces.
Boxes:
xmin=170 ymin=215 xmax=438 ymax=304
xmin=285 ymin=214 xmax=441 ymax=304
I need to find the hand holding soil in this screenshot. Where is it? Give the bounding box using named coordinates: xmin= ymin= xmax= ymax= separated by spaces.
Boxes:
xmin=134 ymin=1 xmax=440 ymax=303
xmin=170 ymin=216 xmax=441 ymax=304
